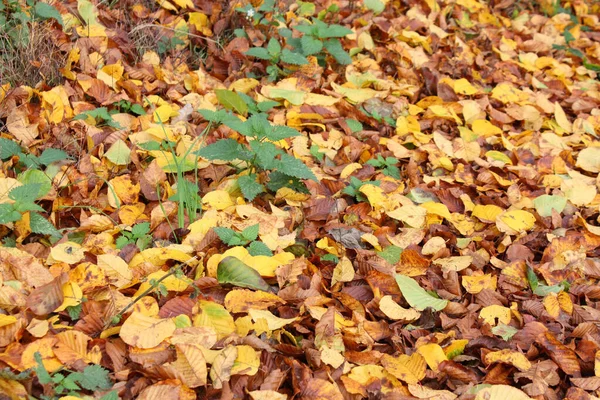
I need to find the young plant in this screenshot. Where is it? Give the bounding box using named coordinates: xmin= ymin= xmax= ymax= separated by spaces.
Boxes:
xmin=34 ymin=352 xmax=115 ymax=399
xmin=246 ymin=38 xmax=309 ymax=81
xmin=366 ymin=155 xmax=401 ymax=179
xmin=0 ymin=183 xmax=60 ymax=238
xmin=286 ymin=18 xmax=353 ymax=66
xmin=214 ymin=224 xmax=273 ymax=256
xmin=195 ymin=110 xmax=318 ymax=201
xmin=73 ymin=107 xmax=122 ymax=129
xmin=113 ymin=100 xmax=146 ymax=116
xmin=116 ymin=222 xmax=153 ymax=250
xmin=342 ymin=177 xmax=381 ymax=202
xmin=0 ymin=138 xmax=71 ymax=172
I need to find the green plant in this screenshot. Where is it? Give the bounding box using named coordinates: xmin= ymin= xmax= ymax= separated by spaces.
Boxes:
xmin=243 ymin=3 xmax=353 ymax=80
xmin=0 ymin=183 xmax=60 ymax=238
xmin=342 ymin=177 xmax=380 ymax=202
xmin=113 ymin=100 xmax=146 ymax=116
xmin=214 ymin=224 xmax=273 ymax=256
xmin=366 ymin=155 xmax=401 ymax=179
xmin=73 ymin=107 xmax=123 ymax=129
xmin=0 ymin=138 xmax=71 ymax=173
xmin=116 ymin=222 xmax=153 ymax=250
xmin=195 ymin=109 xmax=318 ymax=201
xmin=34 ymin=352 xmax=115 ymax=399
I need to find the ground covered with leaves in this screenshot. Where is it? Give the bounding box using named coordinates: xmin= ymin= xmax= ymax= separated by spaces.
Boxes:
xmin=1 ymin=0 xmax=600 ymax=398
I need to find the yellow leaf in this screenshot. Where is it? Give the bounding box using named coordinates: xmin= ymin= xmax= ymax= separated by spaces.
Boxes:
xmin=224 ymin=289 xmax=284 ymax=313
xmin=496 ymin=210 xmax=536 ymax=234
xmin=387 ymin=205 xmax=427 ymax=228
xmin=6 ymin=110 xmax=39 ymax=145
xmin=416 ymin=343 xmax=448 ymax=372
xmin=231 ymin=345 xmax=260 ymax=376
xmin=480 ymin=305 xmax=511 ymax=326
xmin=462 ymin=273 xmax=497 ymax=294
xmin=134 ymin=270 xmax=192 ymax=297
xmin=381 ymin=353 xmax=426 ymax=384
xmin=153 ymin=104 xmax=178 ymax=123
xmin=0 ymin=315 xmax=17 ymax=328
xmin=50 ymin=242 xmax=85 ymax=264
xmin=379 ymin=295 xmax=421 ymax=322
xmin=0 ymin=378 xmax=28 ymax=399
xmin=163 ymin=343 xmax=207 ymax=387
xmin=54 ymin=282 xmax=83 ymax=312
xmin=202 ymin=190 xmax=235 ymax=210
xmin=340 ymin=163 xmax=362 ymax=179
xmin=249 ymin=391 xmax=288 ymax=400
xmin=331 ymin=257 xmax=355 ymax=286
xmin=97 ymin=254 xmax=133 ymax=288
xmin=40 ymin=90 xmax=66 ymax=124
xmin=453 ymin=78 xmax=478 ymax=95
xmin=485 ymin=349 xmax=531 ymax=371
xmin=97 ymin=63 xmax=123 ymax=90
xmin=26 ymin=318 xmax=49 ymax=338
xmin=472 ymin=119 xmax=502 ymax=137
xmin=444 ymin=339 xmax=468 ymax=358
xmin=433 ymin=256 xmax=473 ymax=272
xmin=331 ymin=82 xmax=383 ymax=103
xmin=474 ymin=385 xmax=531 ymax=400
xmin=558 ymin=291 xmax=573 ymax=314
xmin=119 ymin=312 xmax=177 ymax=349
xmin=193 ymin=300 xmax=235 ymax=340
xmin=206 ymin=247 xmax=294 ymax=278
xmin=561 ymin=179 xmax=596 ymax=206
xmin=554 ymin=102 xmax=572 ymax=133
xmin=595 ymin=350 xmax=600 ymax=377
xmin=576 ymin=147 xmax=600 ymax=173
xmin=472 ymin=204 xmax=503 ymax=223
xmin=129 ymin=245 xmax=194 ymax=269
xmin=21 ymin=338 xmax=62 ymax=372
xmin=320 ymin=345 xmax=345 ymax=368
xmin=543 ymin=293 xmax=560 ymax=319
xmin=210 ymin=345 xmax=237 ymax=389
xmin=249 ymin=309 xmax=297 ymax=330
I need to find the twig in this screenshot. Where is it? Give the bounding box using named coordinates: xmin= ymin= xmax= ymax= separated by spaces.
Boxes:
xmin=102 ymin=255 xmax=198 ymax=330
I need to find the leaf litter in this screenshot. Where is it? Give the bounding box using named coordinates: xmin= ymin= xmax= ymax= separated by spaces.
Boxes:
xmin=0 ymin=0 xmax=599 ymax=398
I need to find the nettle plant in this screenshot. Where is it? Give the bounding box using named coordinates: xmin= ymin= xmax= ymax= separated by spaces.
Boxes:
xmin=214 ymin=223 xmax=273 ymax=256
xmin=241 ymin=1 xmax=352 ymax=80
xmin=195 ymin=108 xmax=317 ymax=201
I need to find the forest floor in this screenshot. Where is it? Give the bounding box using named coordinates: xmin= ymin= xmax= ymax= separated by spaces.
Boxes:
xmin=1 ymin=0 xmax=600 ymax=399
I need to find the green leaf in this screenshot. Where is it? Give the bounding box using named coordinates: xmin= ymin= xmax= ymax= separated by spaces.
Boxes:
xmin=526 ymin=266 xmax=539 ymax=292
xmin=61 ymin=376 xmax=81 ymax=391
xmin=345 ymin=119 xmax=363 ymax=133
xmin=324 ymin=39 xmax=352 ymax=65
xmin=29 ymin=212 xmax=61 ymax=237
xmin=394 ymin=274 xmax=448 ymax=311
xmin=238 ymin=174 xmax=265 ymax=201
xmin=105 ymin=139 xmax=131 ymax=165
xmin=37 ymin=148 xmax=70 ymax=166
xmin=241 ymin=224 xmax=260 ymax=241
xmin=248 ymin=241 xmax=273 ymax=256
xmin=67 ymin=303 xmax=83 ymax=320
xmin=318 ymin=24 xmax=353 ymax=38
xmin=257 ymin=100 xmax=280 ymax=112
xmin=195 ymin=139 xmax=248 ymax=161
xmin=583 ymin=60 xmax=600 ymax=72
xmin=321 ymin=254 xmax=339 ymax=263
xmin=69 ymin=364 xmax=112 ymax=391
xmin=214 ymin=227 xmax=237 ymax=245
xmin=34 ymin=352 xmax=52 ymax=385
xmin=266 ymin=125 xmax=300 ymax=141
xmin=9 ymin=184 xmax=41 ymax=203
xmin=115 ymin=236 xmax=130 ymax=249
xmin=0 ymin=204 xmax=22 ymax=224
xmin=280 ymin=49 xmax=309 ymax=65
xmin=301 ymin=35 xmax=323 ymax=55
xmin=14 ymin=201 xmax=45 ymax=213
xmin=18 ymin=169 xmax=52 ymax=197
xmin=492 ymin=323 xmax=518 ymax=341
xmin=364 ymin=0 xmax=386 ymax=14
xmin=377 ymin=245 xmax=403 ymax=264
xmin=33 ymin=2 xmax=63 ymax=26
xmin=0 ymin=138 xmax=23 ymax=160
xmin=251 ymin=141 xmax=282 ymax=170
xmin=131 ymin=222 xmax=150 ymax=237
xmin=246 ymin=47 xmax=271 ymax=60
xmin=100 ymin=392 xmax=119 ymax=400
xmin=267 ymin=38 xmax=281 ymax=57
xmin=217 ymin=256 xmax=270 ymax=291
xmin=130 ymin=103 xmax=146 ymax=115
xmin=533 ymin=195 xmax=567 ymax=217
xmin=267 ymin=171 xmax=310 ymax=193
xmin=215 ymin=89 xmax=248 ymax=116
xmin=276 ymin=154 xmax=318 ymax=181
